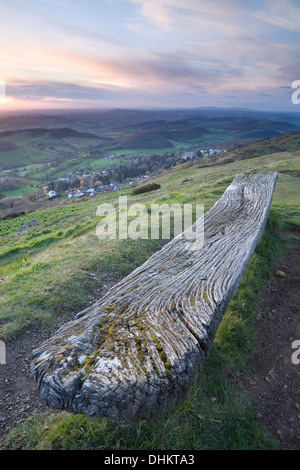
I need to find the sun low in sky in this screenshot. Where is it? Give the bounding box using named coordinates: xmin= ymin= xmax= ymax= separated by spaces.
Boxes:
xmin=1 ymin=0 xmax=300 ymax=111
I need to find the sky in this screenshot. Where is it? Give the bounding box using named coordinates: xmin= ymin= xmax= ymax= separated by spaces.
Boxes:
xmin=1 ymin=0 xmax=300 ymax=111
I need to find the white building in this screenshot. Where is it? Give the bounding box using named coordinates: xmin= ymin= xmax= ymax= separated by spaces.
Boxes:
xmin=74 ymin=190 xmax=85 ymax=198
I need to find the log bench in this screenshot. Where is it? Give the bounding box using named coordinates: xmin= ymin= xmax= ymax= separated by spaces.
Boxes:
xmin=32 ymin=171 xmax=278 ymax=424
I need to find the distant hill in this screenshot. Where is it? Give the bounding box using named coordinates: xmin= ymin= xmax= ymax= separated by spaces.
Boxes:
xmin=0 ymin=127 xmax=104 ymax=170
xmin=100 ymin=112 xmax=298 ymax=151
xmin=0 ymin=109 xmax=299 ymax=203
xmin=219 ymin=129 xmax=300 ymax=163
xmin=109 ymin=132 xmax=172 ymax=150
xmin=0 ymin=106 xmax=299 ymax=137
xmin=1 ymin=118 xmax=300 ymax=451
xmin=108 ymin=120 xmax=209 ymax=150
xmin=48 ymin=128 xmax=99 ymax=140
xmin=0 ymin=141 xmax=17 ymax=152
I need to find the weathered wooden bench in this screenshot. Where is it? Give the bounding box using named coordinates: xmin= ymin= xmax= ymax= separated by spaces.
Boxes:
xmin=32 ymin=171 xmax=278 ymax=424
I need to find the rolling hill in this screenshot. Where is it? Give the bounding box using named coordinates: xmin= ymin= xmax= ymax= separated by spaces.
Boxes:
xmin=0 ymin=107 xmax=299 ymax=155
xmin=0 ymin=126 xmax=299 ymax=450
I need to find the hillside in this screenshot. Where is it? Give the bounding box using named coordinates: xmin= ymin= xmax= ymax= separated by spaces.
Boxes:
xmin=219 ymin=129 xmax=300 ymax=163
xmin=0 ymin=127 xmax=103 ymax=168
xmin=107 ymin=120 xmax=210 ymax=151
xmin=0 ymin=131 xmax=299 ymax=450
xmin=1 ymin=109 xmax=299 ymax=224
xmin=0 ymin=108 xmax=298 ymax=162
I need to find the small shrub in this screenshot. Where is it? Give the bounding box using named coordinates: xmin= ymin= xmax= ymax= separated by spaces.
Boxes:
xmin=131 ymin=182 xmax=161 ymax=196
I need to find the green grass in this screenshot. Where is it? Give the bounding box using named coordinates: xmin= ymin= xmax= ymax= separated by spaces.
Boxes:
xmin=1 ymin=149 xmax=299 ymax=339
xmin=0 ymin=131 xmax=32 ymax=145
xmin=110 ymin=136 xmax=226 ymax=155
xmin=5 ymin=217 xmax=282 ymax=451
xmin=2 ymin=185 xmax=39 ymax=198
xmin=0 ymin=130 xmax=74 ymax=169
xmin=1 ymin=146 xmax=300 ymax=450
xmin=18 ymin=163 xmax=45 ymax=177
xmin=30 ymin=155 xmax=121 ymax=180
xmin=0 ymin=148 xmax=32 ymax=165
xmin=111 ymin=148 xmax=174 ymax=155
xmin=5 ymin=349 xmax=276 ymax=450
xmin=89 ymin=157 xmax=120 ymax=170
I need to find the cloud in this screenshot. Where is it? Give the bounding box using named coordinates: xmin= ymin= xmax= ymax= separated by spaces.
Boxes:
xmin=4 ymin=33 xmax=295 ymax=109
xmin=40 ymin=97 xmax=77 ymax=102
xmin=1 ymin=0 xmax=299 ymax=111
xmin=252 ymin=0 xmax=300 ymax=32
xmin=257 ymin=93 xmax=273 ymax=96
xmin=6 ymin=81 xmax=113 ymax=102
xmin=129 ymin=0 xmax=246 ymax=31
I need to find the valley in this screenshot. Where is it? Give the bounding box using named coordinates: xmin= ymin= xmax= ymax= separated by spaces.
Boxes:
xmin=0 ymin=107 xmax=300 ymax=450
xmin=0 ymin=107 xmax=300 ymax=219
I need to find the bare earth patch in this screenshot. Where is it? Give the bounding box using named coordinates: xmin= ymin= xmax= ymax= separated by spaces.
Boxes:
xmin=238 ymin=229 xmax=300 ymax=450
xmin=0 ymin=323 xmax=52 ymax=445
xmin=0 ymin=277 xmax=118 ymax=448
xmin=0 ymin=231 xmax=299 ymax=449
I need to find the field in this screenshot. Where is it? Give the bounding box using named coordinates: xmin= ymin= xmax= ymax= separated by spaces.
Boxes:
xmin=2 ymin=186 xmax=39 ymax=198
xmin=0 ymin=130 xmax=73 ymax=166
xmin=0 ymin=133 xmax=299 ymax=449
xmin=0 ymin=107 xmax=299 ymax=174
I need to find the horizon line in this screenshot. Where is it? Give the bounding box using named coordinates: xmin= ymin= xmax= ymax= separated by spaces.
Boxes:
xmin=0 ymin=105 xmax=299 ymax=114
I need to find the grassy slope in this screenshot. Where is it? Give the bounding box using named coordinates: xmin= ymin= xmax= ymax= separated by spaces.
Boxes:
xmin=2 ymin=186 xmax=39 ymax=198
xmin=2 ymin=146 xmax=300 ymax=450
xmin=0 ymin=130 xmax=124 ymax=185
xmin=0 ymin=131 xmax=73 ymax=166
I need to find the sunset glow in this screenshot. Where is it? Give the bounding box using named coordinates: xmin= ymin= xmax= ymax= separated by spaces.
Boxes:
xmin=1 ymin=0 xmax=300 ymax=111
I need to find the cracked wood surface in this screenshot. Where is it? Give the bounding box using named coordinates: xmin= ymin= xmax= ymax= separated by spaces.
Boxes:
xmin=32 ymin=171 xmax=278 ymax=424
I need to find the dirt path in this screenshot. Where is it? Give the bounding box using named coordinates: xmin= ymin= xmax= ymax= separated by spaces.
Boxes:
xmin=0 ymin=276 xmax=118 ymax=448
xmin=0 ymin=323 xmax=52 ymax=446
xmin=0 ymin=232 xmax=299 ymax=450
xmin=238 ymin=229 xmax=300 ymax=450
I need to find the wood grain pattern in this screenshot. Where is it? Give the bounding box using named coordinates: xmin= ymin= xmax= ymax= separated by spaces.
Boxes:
xmin=32 ymin=171 xmax=278 ymax=424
